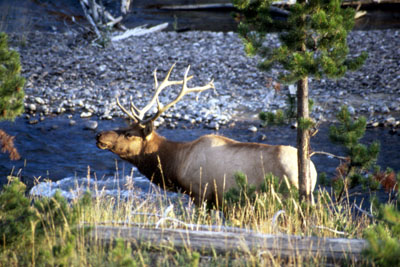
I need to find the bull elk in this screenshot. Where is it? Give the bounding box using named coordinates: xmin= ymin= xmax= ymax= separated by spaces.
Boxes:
xmin=96 ymin=64 xmax=317 ymax=206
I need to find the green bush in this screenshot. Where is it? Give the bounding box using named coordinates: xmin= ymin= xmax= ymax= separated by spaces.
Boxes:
xmin=0 ymin=32 xmax=25 ymax=121
xmin=224 ymin=171 xmax=298 ymax=212
xmin=0 ymin=177 xmax=91 ymax=266
xmin=329 ymin=106 xmax=380 ymax=199
xmin=224 ymin=172 xmax=257 ymax=207
xmin=363 ymin=202 xmax=400 ymax=266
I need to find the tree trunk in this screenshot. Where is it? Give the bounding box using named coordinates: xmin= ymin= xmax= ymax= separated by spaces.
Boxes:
xmin=296 ymin=77 xmax=312 ymax=202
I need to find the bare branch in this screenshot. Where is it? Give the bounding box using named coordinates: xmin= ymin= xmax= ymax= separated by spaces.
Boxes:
xmin=121 ymin=0 xmax=132 ymax=15
xmin=310 ymin=151 xmax=347 ymax=160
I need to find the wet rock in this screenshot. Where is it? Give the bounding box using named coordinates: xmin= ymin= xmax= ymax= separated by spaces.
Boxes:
xmin=80 ymin=111 xmax=92 ymax=118
xmin=69 ymin=120 xmax=76 ymax=126
xmin=27 ymin=103 xmax=36 ymax=112
xmin=84 ymin=120 xmax=98 ymax=130
xmin=370 ymin=122 xmax=380 ymax=128
xmin=28 ymin=119 xmax=38 ymax=125
xmin=259 ymin=134 xmax=267 ymax=141
xmin=381 ymin=105 xmax=390 ymax=113
xmin=248 ymin=125 xmax=258 ymax=132
xmin=34 ymin=97 xmax=45 ymax=105
xmin=347 ymin=105 xmax=355 ymax=115
xmin=10 ymin=29 xmax=400 ymax=127
xmin=207 ymin=121 xmax=219 ymax=130
xmin=385 ymin=117 xmax=396 ymax=124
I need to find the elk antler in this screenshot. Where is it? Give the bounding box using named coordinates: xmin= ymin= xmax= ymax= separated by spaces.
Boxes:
xmin=116 ymin=64 xmax=215 ymax=124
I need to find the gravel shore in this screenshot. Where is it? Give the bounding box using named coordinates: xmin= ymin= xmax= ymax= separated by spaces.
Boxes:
xmin=10 ymin=29 xmax=400 ymax=130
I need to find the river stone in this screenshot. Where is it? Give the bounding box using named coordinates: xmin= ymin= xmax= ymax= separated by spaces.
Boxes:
xmin=347 ymin=105 xmax=355 ymax=115
xmin=207 ymin=121 xmax=219 ymax=130
xmin=248 ymin=125 xmax=258 ymax=132
xmin=84 ymin=120 xmax=98 ymax=130
xmin=385 ymin=117 xmax=396 ymax=124
xmin=11 ymin=29 xmax=400 ymax=128
xmin=35 ymin=97 xmax=45 ymax=105
xmin=371 ymin=121 xmax=380 ymax=127
xmin=389 ymin=128 xmax=397 ymax=135
xmin=28 ymin=103 xmax=36 ymax=112
xmin=80 ymin=111 xmax=93 ymax=118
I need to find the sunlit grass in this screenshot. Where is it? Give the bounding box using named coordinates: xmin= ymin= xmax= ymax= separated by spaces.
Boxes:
xmin=0 ymin=168 xmax=376 ymax=266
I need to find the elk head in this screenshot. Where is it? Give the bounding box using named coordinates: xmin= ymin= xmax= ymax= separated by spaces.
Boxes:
xmin=96 ymin=64 xmax=215 ymax=160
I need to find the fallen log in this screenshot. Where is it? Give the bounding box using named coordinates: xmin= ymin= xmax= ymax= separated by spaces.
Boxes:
xmin=91 ymin=226 xmax=368 ymax=262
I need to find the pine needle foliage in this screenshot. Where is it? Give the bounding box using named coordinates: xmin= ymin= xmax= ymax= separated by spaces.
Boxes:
xmin=258 ymin=95 xmax=314 ymax=126
xmin=224 ymin=172 xmax=257 ymax=207
xmin=224 ymin=172 xmax=298 ymax=213
xmin=363 ymin=195 xmax=400 ymax=266
xmin=233 ymin=0 xmax=367 ymax=84
xmin=0 ymin=176 xmax=35 ymax=251
xmin=329 ymin=106 xmax=380 ymax=199
xmin=330 ymin=106 xmax=380 ymax=171
xmin=0 ymin=177 xmax=92 ymax=265
xmin=233 ymin=0 xmax=366 ymax=201
xmin=0 ymin=32 xmax=25 ymax=121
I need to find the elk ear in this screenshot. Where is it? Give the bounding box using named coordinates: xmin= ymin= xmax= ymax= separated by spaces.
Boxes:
xmin=141 ymin=122 xmax=154 ymax=138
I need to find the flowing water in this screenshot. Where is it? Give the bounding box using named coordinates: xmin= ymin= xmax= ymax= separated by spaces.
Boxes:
xmin=1 ymin=0 xmax=399 ymax=204
xmin=1 ymin=115 xmax=399 ymax=204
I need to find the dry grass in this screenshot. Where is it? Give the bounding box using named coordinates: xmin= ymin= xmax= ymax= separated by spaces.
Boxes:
xmin=1 ymin=169 xmax=374 ymax=266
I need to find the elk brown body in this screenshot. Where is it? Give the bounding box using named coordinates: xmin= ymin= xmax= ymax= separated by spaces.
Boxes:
xmin=96 ymin=64 xmax=317 ymax=205
xmin=96 ymin=123 xmax=317 ymax=205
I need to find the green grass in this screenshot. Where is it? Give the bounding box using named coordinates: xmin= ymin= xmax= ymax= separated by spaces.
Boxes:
xmin=2 ymin=170 xmax=386 ymax=266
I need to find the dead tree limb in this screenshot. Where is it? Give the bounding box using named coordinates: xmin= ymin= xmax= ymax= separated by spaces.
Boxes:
xmin=78 ymin=0 xmax=168 ymax=43
xmin=91 ymin=226 xmax=368 ymax=262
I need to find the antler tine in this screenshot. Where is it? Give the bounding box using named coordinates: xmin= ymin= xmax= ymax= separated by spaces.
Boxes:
xmin=130 ymin=64 xmax=184 ymax=121
xmin=116 ymin=64 xmax=213 ymax=125
xmin=143 ymin=65 xmax=215 ymax=124
xmin=181 ymin=66 xmax=215 ymax=96
xmin=116 ymin=97 xmax=139 ymax=122
xmin=129 ymin=96 xmax=141 ymax=118
xmin=153 ymin=68 xmax=159 ymax=90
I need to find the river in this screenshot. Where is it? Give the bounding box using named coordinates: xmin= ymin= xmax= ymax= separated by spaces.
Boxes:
xmin=0 ymin=0 xmax=399 ymax=203
xmin=1 ymin=115 xmax=399 ymax=202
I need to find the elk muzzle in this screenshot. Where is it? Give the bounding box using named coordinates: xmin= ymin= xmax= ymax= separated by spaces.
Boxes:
xmin=96 ymin=131 xmax=117 ymax=150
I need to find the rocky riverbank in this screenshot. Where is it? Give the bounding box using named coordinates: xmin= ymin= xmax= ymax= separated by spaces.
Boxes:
xmin=9 ymin=28 xmax=400 ymax=131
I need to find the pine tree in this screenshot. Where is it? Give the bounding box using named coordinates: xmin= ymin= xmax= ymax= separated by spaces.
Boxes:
xmin=0 ymin=32 xmax=25 ymax=160
xmin=233 ymin=0 xmax=367 ymax=201
xmin=329 ymin=106 xmax=380 ymax=200
xmin=0 ymin=32 xmax=25 ymax=121
xmin=363 ymin=183 xmax=400 ymax=266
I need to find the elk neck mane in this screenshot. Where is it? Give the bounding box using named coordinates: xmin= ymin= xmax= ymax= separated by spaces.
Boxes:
xmin=126 ymin=130 xmax=189 ymax=191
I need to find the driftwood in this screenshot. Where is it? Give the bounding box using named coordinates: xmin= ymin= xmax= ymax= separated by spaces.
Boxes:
xmin=91 ymin=226 xmax=367 ymax=262
xmin=158 ymin=3 xmax=289 ymax=16
xmin=158 ymin=3 xmax=235 ymax=10
xmin=159 ymin=0 xmax=399 ymax=10
xmin=78 ymin=0 xmax=168 ymax=43
xmin=110 ymin=23 xmax=169 ymax=41
xmin=342 ymin=0 xmax=400 ymax=5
